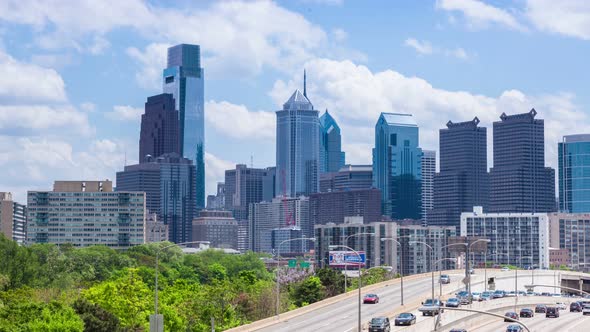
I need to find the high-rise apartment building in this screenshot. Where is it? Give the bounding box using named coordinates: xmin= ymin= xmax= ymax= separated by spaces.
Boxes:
xmin=276 ymin=83 xmax=320 ymax=197
xmin=428 ymin=118 xmax=488 ymax=231
xmin=163 ymin=44 xmax=205 ymax=209
xmin=0 ymin=192 xmax=26 ymax=245
xmin=116 ymin=153 xmax=196 ymax=243
xmin=138 ymin=93 xmax=180 ymax=162
xmin=559 ymin=134 xmax=590 ymax=213
xmin=224 ymin=165 xmax=275 ymax=221
xmin=309 ymin=188 xmax=381 ymax=225
xmin=489 ymin=109 xmax=555 ymax=213
xmin=372 ymin=113 xmax=422 ymax=219
xmin=461 ymin=207 xmax=550 ymax=269
xmin=248 ymin=197 xmax=310 ymax=253
xmin=26 ymin=181 xmax=145 ymax=249
xmin=206 ymin=182 xmax=226 ymax=210
xmin=145 ymin=213 xmax=168 ymax=243
xmin=548 ymin=213 xmax=590 ymax=272
xmin=319 ymin=110 xmax=345 ymax=173
xmin=192 ymin=210 xmax=238 ymax=249
xmin=314 ymin=219 xmax=456 ymax=274
xmin=421 ymin=150 xmax=435 ymax=225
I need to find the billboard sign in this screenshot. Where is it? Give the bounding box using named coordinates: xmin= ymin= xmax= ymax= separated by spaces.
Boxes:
xmin=329 ymin=251 xmax=366 ymax=267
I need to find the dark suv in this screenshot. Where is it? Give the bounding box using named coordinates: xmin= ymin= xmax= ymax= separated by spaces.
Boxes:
xmin=369 ymin=317 xmax=390 ymax=332
xmin=535 ymin=304 xmax=547 ymax=313
xmin=570 ymin=302 xmax=582 ymax=312
xmin=546 ymin=307 xmax=559 ymax=318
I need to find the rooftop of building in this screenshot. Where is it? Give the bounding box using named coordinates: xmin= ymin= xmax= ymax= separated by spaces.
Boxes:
xmin=53 ymin=180 xmax=113 ymax=192
xmin=282 ymin=89 xmax=314 ymax=111
xmin=379 ymin=112 xmax=417 ymax=127
xmin=562 ymin=134 xmax=590 ymax=143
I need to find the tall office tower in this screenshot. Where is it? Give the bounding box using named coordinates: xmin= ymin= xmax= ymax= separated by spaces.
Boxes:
xmin=224 ymin=165 xmax=276 ymax=221
xmin=138 ymin=93 xmax=180 ymax=162
xmin=421 ymin=150 xmax=436 ymax=225
xmin=116 ymin=153 xmax=196 ymax=243
xmin=248 ymin=197 xmax=310 ymax=253
xmin=276 ymin=77 xmax=320 ymax=197
xmin=0 ymin=192 xmax=27 ymax=245
xmin=206 ymin=182 xmax=225 ymax=210
xmin=163 ymin=44 xmax=205 ymax=209
xmin=559 ymin=134 xmax=590 ymax=212
xmin=26 ymin=181 xmax=145 ymax=249
xmin=319 ymin=110 xmax=345 ymax=173
xmin=489 ymin=109 xmax=556 ymax=213
xmin=320 ymin=165 xmax=374 ymax=192
xmin=427 ymin=118 xmax=489 ymax=231
xmin=372 ymin=113 xmax=422 ymax=219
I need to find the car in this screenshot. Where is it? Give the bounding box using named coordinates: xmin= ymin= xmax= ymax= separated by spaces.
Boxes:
xmin=469 ymin=268 xmax=475 ymax=274
xmin=556 ymin=302 xmax=567 ymax=310
xmin=506 ymin=324 xmax=524 ymax=332
xmin=583 ymin=305 xmax=590 ymax=316
xmin=456 ymin=291 xmax=472 ymax=304
xmin=419 ymin=298 xmax=444 ymax=316
xmin=394 ymin=313 xmax=416 ymax=326
xmin=481 ymin=291 xmax=492 ymax=301
xmin=541 ymin=292 xmax=552 ymax=297
xmin=493 ymin=290 xmax=506 ymax=299
xmin=446 ymin=298 xmax=460 ymax=307
xmin=535 ymin=304 xmax=547 ymax=313
xmin=369 ymin=317 xmax=390 ymax=332
xmin=504 ymin=312 xmax=519 ymax=322
xmin=519 ymin=308 xmax=534 ymax=318
xmin=506 ymin=291 xmax=516 ymax=297
xmin=363 ymin=294 xmax=380 ymax=304
xmin=546 ymin=307 xmax=560 ymax=318
xmin=501 ymin=266 xmax=510 ymax=272
xmin=440 ymin=274 xmax=450 ymax=284
xmin=449 ymin=329 xmax=467 ymax=332
xmin=570 ymin=302 xmax=582 ymax=312
xmin=472 ymin=292 xmax=482 ymax=301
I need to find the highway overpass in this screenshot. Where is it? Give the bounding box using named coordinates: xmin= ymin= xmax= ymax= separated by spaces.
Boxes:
xmin=227 ymin=269 xmax=590 ymax=332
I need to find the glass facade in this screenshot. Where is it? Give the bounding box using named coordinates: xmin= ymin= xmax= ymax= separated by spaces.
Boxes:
xmin=319 ymin=110 xmax=345 ymax=173
xmin=163 ymin=44 xmax=205 ymax=209
xmin=559 ymin=134 xmax=590 ymax=212
xmin=276 ymin=90 xmax=320 ymax=197
xmin=372 ymin=113 xmax=422 ymax=219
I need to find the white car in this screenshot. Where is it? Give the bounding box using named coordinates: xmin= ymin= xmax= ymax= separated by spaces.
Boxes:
xmin=472 ymin=292 xmax=482 ymax=301
xmin=501 ymin=267 xmax=510 ymax=272
xmin=556 ymin=302 xmax=567 ymax=310
xmin=583 ymin=305 xmax=590 ymax=316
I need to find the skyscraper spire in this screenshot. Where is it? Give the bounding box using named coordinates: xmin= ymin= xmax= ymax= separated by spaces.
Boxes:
xmin=303 ymin=69 xmax=307 ymax=98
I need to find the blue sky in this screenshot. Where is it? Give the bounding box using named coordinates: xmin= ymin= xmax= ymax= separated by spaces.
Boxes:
xmin=1 ymin=0 xmax=590 ymax=202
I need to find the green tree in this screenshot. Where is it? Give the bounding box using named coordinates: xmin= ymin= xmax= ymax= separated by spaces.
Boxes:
xmin=73 ymin=297 xmax=121 ymax=332
xmin=316 ymin=268 xmax=345 ymax=297
xmin=290 ymin=276 xmax=324 ymax=307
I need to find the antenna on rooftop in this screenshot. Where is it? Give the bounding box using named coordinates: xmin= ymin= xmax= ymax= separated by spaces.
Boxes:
xmin=250 ymin=154 xmax=254 ymax=168
xmin=303 ymin=69 xmax=307 ymax=98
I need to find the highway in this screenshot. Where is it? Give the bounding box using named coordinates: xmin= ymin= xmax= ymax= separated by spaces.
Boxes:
xmin=229 ymin=269 xmax=589 ymax=332
xmin=256 ymin=272 xmax=465 ymax=332
xmin=466 ymin=309 xmax=590 ymax=332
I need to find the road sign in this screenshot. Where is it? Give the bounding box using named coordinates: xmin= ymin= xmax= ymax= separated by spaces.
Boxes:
xmin=300 ymin=262 xmax=310 ymax=268
xmin=288 ymin=259 xmax=297 ymax=268
xmin=462 ymin=275 xmax=470 ymax=286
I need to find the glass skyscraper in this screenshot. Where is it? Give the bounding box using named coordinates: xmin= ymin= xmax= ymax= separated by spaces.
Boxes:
xmin=372 ymin=113 xmax=422 ymax=219
xmin=139 ymin=93 xmax=180 ymax=162
xmin=559 ymin=134 xmax=590 ymax=212
xmin=319 ymin=110 xmax=345 ymax=173
xmin=163 ymin=44 xmax=205 ymax=209
xmin=275 ymin=89 xmax=320 ymax=197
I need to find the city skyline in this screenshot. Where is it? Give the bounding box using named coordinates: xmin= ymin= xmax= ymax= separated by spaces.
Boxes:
xmin=2 ymin=1 xmax=590 ymax=204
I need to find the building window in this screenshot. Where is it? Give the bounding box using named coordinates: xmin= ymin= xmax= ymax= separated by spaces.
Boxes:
xmin=390 ymin=134 xmax=397 ymax=146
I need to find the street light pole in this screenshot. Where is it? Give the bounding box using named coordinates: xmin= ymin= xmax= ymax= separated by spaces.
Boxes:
xmin=381 ymin=236 xmax=412 ymax=306
xmin=343 ymin=232 xmax=374 ymax=294
xmin=330 ymin=244 xmax=363 ymax=332
xmin=467 ymin=239 xmax=491 ymax=294
xmin=435 ymin=258 xmax=457 ymax=299
xmin=276 ymin=237 xmax=316 ymax=319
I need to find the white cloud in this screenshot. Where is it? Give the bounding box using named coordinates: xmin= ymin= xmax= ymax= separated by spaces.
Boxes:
xmin=126 ymin=43 xmax=169 ymax=90
xmin=0 ymin=105 xmax=91 ymax=134
xmin=526 ymin=0 xmax=590 ymax=40
xmin=332 ymin=28 xmax=348 ymax=42
xmin=436 ymin=0 xmax=526 ymax=31
xmin=404 ymin=38 xmax=434 ymax=55
xmin=270 ymin=58 xmax=588 ymax=172
xmin=205 ymin=152 xmax=236 ymax=195
xmin=405 ymin=38 xmax=470 ymax=60
xmin=205 ymin=100 xmax=275 ymax=140
xmin=107 ymin=105 xmax=143 ymax=122
xmin=80 ymin=102 xmax=96 ymax=113
xmin=0 ymin=49 xmax=67 ymax=103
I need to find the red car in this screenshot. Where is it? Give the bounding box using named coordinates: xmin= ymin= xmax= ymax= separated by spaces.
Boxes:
xmin=363 ymin=294 xmax=380 ymax=304
xmin=504 ymin=312 xmax=519 ymax=322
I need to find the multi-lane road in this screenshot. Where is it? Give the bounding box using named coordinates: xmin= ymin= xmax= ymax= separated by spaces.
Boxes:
xmin=229 ymin=269 xmax=589 ymax=332
xmin=464 ymin=309 xmax=590 ymax=332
